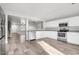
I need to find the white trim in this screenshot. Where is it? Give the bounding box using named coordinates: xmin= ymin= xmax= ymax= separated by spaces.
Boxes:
xmin=5 ymin=14 xmax=8 ymax=44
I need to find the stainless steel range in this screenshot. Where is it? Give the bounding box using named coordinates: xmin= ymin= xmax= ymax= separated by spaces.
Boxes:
xmin=57 ymin=23 xmax=69 ymax=42
xmin=58 ymin=32 xmax=67 ymax=42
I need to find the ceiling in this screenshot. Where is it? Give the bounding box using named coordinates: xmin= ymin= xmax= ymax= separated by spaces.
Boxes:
xmin=0 ymin=3 xmax=79 ymax=21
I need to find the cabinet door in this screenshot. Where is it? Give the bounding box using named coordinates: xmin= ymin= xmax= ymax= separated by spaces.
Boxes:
xmin=68 ymin=16 xmax=79 ymax=31
xmin=28 ymin=31 xmax=36 ymax=40
xmin=69 ymin=16 xmax=79 ymax=26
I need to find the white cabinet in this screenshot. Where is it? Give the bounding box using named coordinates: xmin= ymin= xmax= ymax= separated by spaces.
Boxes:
xmin=28 ymin=31 xmax=36 ymax=40
xmin=44 ymin=19 xmax=68 ymax=28
xmin=36 ymin=31 xmax=57 ymax=40
xmin=68 ymin=16 xmax=79 ymax=26
xmin=67 ymin=32 xmax=79 ymax=45
xmin=68 ymin=16 xmax=79 ymax=31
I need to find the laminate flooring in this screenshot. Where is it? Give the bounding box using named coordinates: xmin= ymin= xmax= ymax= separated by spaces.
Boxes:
xmin=7 ymin=33 xmax=79 ymax=55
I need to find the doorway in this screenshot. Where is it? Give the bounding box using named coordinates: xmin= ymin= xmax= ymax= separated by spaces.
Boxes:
xmin=7 ymin=15 xmax=26 ymax=54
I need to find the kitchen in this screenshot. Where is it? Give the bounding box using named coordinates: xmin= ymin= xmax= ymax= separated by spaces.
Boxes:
xmin=0 ymin=3 xmax=79 ymax=55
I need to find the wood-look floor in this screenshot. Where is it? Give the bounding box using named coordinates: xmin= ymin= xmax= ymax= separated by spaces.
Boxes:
xmin=7 ymin=33 xmax=79 ymax=55
xmin=38 ymin=38 xmax=79 ymax=55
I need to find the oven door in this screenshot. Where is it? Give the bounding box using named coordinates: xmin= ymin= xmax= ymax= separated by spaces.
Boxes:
xmin=58 ymin=32 xmax=65 ymax=37
xmin=57 ymin=32 xmax=67 ymax=42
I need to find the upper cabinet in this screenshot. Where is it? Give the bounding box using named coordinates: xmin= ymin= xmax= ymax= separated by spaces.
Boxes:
xmin=44 ymin=18 xmax=68 ymax=31
xmin=68 ymin=16 xmax=79 ymax=32
xmin=45 ymin=19 xmax=68 ymax=27
xmin=68 ymin=16 xmax=79 ymax=26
